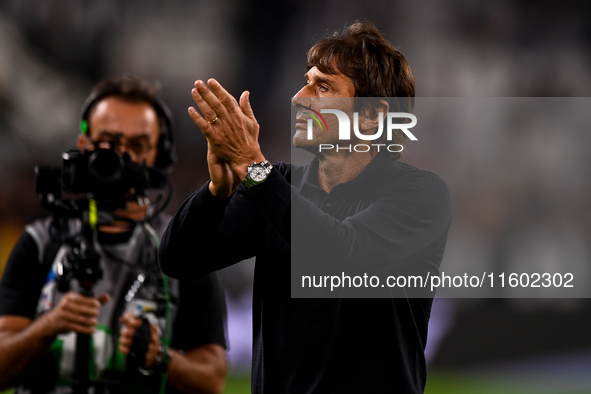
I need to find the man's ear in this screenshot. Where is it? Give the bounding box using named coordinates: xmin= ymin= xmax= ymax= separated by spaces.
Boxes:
xmin=77 ymin=134 xmax=90 ymax=150
xmin=359 ymin=99 xmax=389 ymax=133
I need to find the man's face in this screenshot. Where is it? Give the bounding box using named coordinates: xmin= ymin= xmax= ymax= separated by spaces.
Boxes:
xmin=292 ymin=66 xmax=355 ymax=151
xmin=77 ymin=96 xmax=161 ymax=230
xmin=78 ymin=97 xmax=160 ymax=167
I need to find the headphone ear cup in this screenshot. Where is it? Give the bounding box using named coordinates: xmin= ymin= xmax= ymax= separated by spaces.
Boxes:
xmin=153 ymin=99 xmax=176 ymax=172
xmin=155 ymin=130 xmax=176 ymax=170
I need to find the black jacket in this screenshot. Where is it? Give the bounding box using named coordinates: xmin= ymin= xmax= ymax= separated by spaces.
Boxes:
xmin=159 ymin=156 xmax=452 ymax=393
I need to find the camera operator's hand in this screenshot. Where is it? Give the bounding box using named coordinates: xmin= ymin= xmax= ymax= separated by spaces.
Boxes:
xmin=118 ymin=312 xmax=160 ymax=368
xmin=43 ymin=292 xmax=110 ymax=336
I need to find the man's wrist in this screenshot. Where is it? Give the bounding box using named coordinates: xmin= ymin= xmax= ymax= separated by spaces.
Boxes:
xmin=37 ymin=310 xmax=61 ymax=340
xmin=242 ymin=160 xmax=273 ymax=190
xmin=208 ymin=180 xmax=238 ymax=199
xmin=232 ymin=154 xmax=267 ymax=181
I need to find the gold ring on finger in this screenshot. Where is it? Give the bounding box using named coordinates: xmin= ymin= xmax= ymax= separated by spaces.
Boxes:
xmin=209 ymin=116 xmax=219 ymax=125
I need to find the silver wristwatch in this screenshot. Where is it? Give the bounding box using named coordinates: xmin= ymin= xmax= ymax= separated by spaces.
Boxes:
xmin=242 ymin=160 xmax=273 ymax=189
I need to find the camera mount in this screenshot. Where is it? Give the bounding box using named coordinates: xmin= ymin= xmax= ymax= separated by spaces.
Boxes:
xmin=33 ymin=141 xmax=171 ymax=393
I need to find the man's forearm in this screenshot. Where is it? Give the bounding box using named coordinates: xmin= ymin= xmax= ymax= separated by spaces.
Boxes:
xmin=0 ymin=315 xmax=56 ymax=390
xmin=159 ymin=183 xmax=230 ymax=279
xmin=248 ymin=167 xmax=453 ymax=270
xmin=159 ymin=182 xmax=261 ymax=278
xmin=165 ymin=345 xmax=227 ymax=394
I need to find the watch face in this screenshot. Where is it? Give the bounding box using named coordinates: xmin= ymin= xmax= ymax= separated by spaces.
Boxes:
xmin=250 ymin=165 xmax=267 ymax=182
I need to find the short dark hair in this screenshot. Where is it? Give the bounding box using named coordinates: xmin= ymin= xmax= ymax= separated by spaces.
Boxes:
xmin=307 ymin=21 xmax=415 ymax=159
xmin=84 ymin=75 xmax=161 ymax=117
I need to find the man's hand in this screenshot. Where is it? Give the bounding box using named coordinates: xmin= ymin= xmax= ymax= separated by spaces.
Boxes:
xmin=44 ymin=292 xmax=110 ymax=336
xmin=188 ymin=79 xmax=266 ymax=194
xmin=206 ymin=141 xmax=240 ymax=198
xmin=118 ymin=312 xmax=160 ymax=368
xmin=0 ymin=293 xmax=109 ymax=389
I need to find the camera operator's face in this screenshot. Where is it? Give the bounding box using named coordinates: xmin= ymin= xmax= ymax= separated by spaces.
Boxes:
xmin=78 ymin=97 xmax=160 ymax=166
xmin=77 ymin=97 xmax=161 ymax=232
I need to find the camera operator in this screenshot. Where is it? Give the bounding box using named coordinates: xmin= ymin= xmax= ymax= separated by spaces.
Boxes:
xmin=0 ymin=76 xmax=227 ymax=394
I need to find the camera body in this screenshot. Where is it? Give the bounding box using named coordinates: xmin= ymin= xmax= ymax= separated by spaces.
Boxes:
xmin=35 ymin=141 xmax=166 ymax=219
xmin=61 ymin=148 xmax=149 ymax=198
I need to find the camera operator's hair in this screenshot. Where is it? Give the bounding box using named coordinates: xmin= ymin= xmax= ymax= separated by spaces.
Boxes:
xmin=307 ymin=21 xmax=415 ymax=159
xmin=90 ymin=76 xmax=160 ymax=105
xmin=81 ymin=75 xmax=176 ymax=170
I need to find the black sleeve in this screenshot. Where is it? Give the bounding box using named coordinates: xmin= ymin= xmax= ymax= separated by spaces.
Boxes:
xmin=170 ymin=272 xmax=227 ymax=351
xmin=160 ymin=163 xmax=452 ymax=275
xmin=246 ymin=167 xmax=452 ymax=270
xmin=0 ymin=231 xmax=48 ymax=319
xmin=159 ymin=181 xmax=267 ymax=279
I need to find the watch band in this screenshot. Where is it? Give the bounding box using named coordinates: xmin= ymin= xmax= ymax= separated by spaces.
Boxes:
xmin=242 ymin=160 xmax=273 ymax=189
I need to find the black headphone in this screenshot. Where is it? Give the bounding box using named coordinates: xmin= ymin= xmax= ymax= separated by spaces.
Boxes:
xmin=79 ymin=90 xmax=177 ymax=172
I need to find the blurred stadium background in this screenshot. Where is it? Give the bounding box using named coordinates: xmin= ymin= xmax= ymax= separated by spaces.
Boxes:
xmin=1 ymin=1 xmax=591 ymax=393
